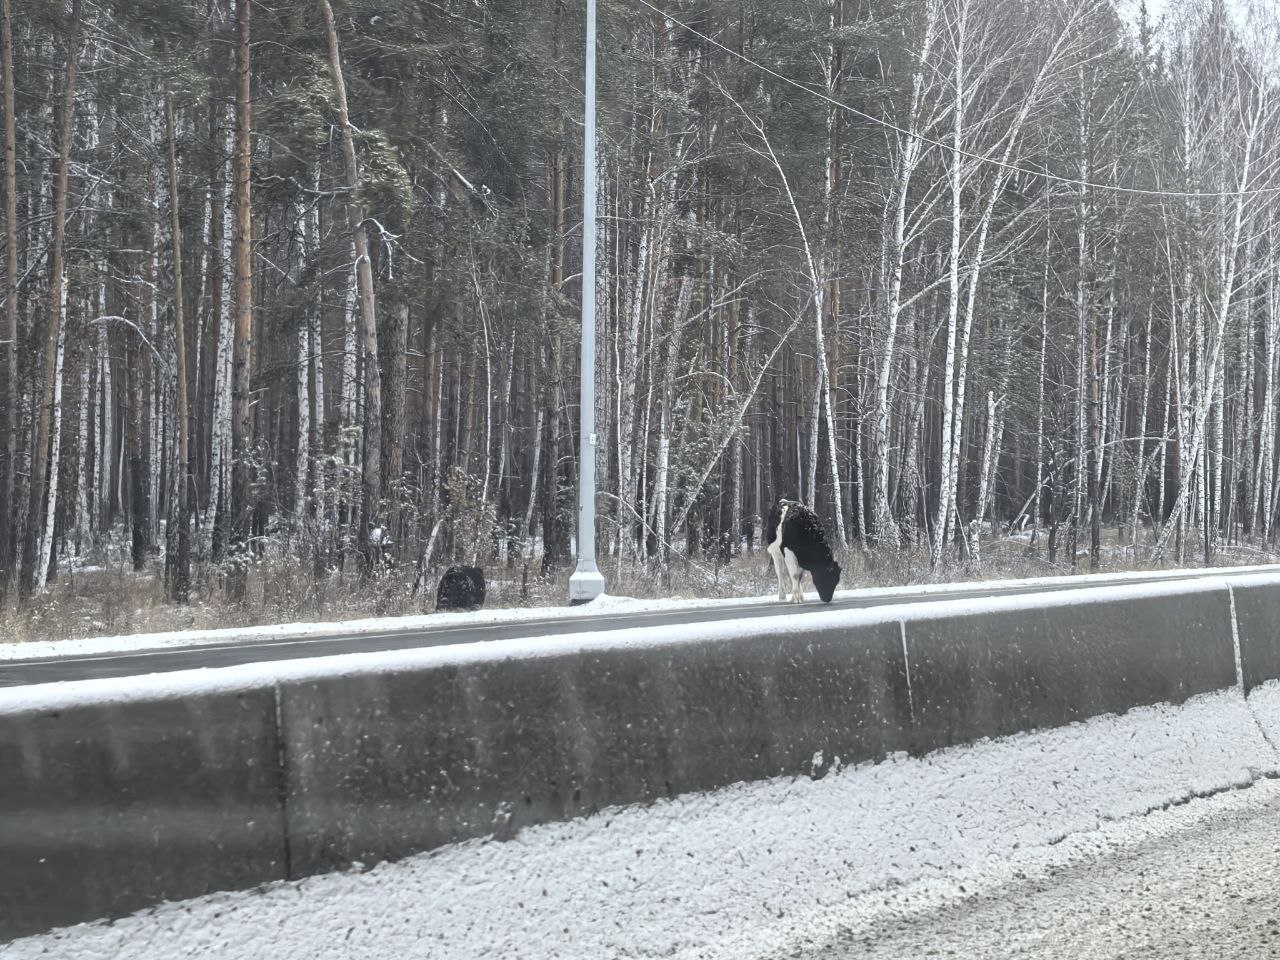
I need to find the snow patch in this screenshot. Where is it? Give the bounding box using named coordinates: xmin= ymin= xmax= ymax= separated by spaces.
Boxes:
xmin=4 ymin=687 xmax=1274 ymax=960
xmin=1245 ymin=679 xmax=1280 ymax=752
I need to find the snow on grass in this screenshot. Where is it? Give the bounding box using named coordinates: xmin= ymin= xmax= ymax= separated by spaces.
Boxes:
xmin=4 ymin=686 xmax=1275 ymax=960
xmin=3 ymin=562 xmax=1276 ymax=664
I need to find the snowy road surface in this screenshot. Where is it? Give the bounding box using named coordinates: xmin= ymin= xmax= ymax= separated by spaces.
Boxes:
xmin=798 ymin=779 xmax=1280 ymax=960
xmin=3 ymin=564 xmax=1271 ymax=685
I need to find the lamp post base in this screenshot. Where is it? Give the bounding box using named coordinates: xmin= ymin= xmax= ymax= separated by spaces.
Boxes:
xmin=569 ymin=563 xmax=606 ymax=605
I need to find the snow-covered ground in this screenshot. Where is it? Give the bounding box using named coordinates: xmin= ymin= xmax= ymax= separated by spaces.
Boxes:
xmin=7 ymin=679 xmax=1280 ymax=960
xmin=2 ymin=562 xmax=1273 ymax=663
xmin=796 ymin=776 xmax=1280 ymax=958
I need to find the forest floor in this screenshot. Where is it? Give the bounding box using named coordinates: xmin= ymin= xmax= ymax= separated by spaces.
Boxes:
xmin=0 ymin=526 xmax=1273 ymax=646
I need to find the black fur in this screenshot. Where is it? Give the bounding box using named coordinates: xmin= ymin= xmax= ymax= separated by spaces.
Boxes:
xmin=436 ymin=565 xmax=486 ymax=611
xmin=766 ymin=499 xmax=841 ymax=603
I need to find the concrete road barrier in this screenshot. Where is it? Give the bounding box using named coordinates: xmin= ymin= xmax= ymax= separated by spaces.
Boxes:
xmin=2 ymin=573 xmax=1277 ymax=943
xmin=0 ymin=689 xmax=286 ymax=941
xmin=903 ymin=585 xmax=1237 ymax=754
xmin=280 ymin=621 xmax=908 ymax=875
xmin=1226 ymin=579 xmax=1280 ymax=693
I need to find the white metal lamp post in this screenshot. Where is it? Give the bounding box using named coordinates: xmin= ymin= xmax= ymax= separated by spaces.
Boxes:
xmin=569 ymin=0 xmax=606 ymax=605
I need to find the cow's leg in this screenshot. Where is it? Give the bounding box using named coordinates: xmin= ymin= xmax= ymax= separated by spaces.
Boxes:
xmin=784 ymin=547 xmax=805 ymax=603
xmin=768 ymin=542 xmax=788 ymax=601
xmin=767 ymin=505 xmax=790 ymax=601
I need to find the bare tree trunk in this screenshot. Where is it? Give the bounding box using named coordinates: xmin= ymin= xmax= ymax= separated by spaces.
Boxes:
xmin=902 ymin=350 xmax=928 ymax=546
xmin=653 ymin=277 xmax=692 ymax=562
xmin=617 ymin=174 xmax=652 ymax=555
xmin=293 ymin=199 xmax=311 ymax=534
xmin=228 ymin=0 xmax=252 ymax=599
xmin=202 ymin=100 xmax=232 ymax=567
xmin=0 ymin=0 xmax=17 ymax=591
xmin=1031 ymin=239 xmax=1049 ymax=546
xmin=128 ymin=315 xmax=147 ymax=572
xmin=35 ymin=299 xmax=66 ymax=592
xmin=307 ymin=176 xmax=326 ymax=530
xmin=931 ymin=0 xmax=967 ymax=568
xmin=1131 ymin=301 xmax=1156 ymax=546
xmin=96 ymin=317 xmax=113 ymax=531
xmin=73 ymin=315 xmax=93 ymax=553
xmin=1154 ymin=87 xmax=1266 ymax=558
xmin=872 ymin=0 xmax=938 ymax=548
xmin=494 ymin=327 xmax=516 ymax=562
xmin=969 ymin=390 xmax=1004 ymax=569
xmin=523 ymin=406 xmax=544 ymax=548
xmin=724 ymin=90 xmax=846 ymax=546
xmin=165 ymin=87 xmax=191 ymax=601
xmin=1159 ymin=347 xmax=1171 ymax=539
xmin=383 ymin=297 xmax=407 ymax=548
xmin=1256 ymin=238 xmax=1279 ymax=543
xmin=322 ymin=0 xmax=381 ymax=574
xmin=22 ymin=0 xmax=81 ymax=595
xmin=932 ymin=0 xmax=1087 ymax=566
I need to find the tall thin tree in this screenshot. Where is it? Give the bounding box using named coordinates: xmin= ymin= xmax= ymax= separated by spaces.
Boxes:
xmin=228 ymin=0 xmax=253 ymax=600
xmin=22 ymin=0 xmax=83 ymax=595
xmin=322 ymin=0 xmax=382 ymax=574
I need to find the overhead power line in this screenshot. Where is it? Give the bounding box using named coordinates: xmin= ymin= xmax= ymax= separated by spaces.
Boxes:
xmin=630 ymin=0 xmax=1280 ymax=201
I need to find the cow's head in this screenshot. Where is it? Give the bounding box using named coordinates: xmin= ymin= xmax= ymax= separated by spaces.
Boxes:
xmin=812 ymin=560 xmax=841 ymax=603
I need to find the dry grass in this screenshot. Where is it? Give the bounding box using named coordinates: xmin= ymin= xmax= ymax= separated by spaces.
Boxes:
xmin=0 ymin=526 xmax=1273 ymax=647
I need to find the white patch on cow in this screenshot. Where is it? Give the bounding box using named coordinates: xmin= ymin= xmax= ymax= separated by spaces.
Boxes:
xmin=783 ymin=547 xmax=805 ymax=603
xmin=767 ymin=503 xmax=791 ymax=602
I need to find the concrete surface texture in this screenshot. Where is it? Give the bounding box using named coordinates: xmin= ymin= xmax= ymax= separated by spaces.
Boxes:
xmin=0 ymin=689 xmax=286 ymax=939
xmin=1230 ymin=581 xmax=1280 ymax=693
xmin=279 ymin=622 xmax=908 ymax=874
xmin=799 ymin=777 xmax=1280 ymax=960
xmin=903 ymin=588 xmax=1236 ymax=752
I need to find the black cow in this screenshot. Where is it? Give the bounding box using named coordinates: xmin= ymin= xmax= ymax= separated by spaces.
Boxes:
xmin=765 ymin=499 xmax=841 ymax=603
xmin=436 ymin=565 xmax=486 ymax=612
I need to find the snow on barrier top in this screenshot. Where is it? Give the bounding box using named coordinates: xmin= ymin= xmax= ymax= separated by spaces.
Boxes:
xmin=3 ymin=569 xmax=1280 ymax=942
xmin=0 ymin=571 xmax=1273 ymax=714
xmin=3 ymin=561 xmax=1276 ymax=663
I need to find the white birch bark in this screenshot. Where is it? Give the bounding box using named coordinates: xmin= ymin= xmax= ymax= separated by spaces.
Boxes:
xmin=1131 ymin=302 xmax=1156 ymax=544
xmin=74 ymin=346 xmax=91 ymax=553
xmin=1256 ymin=242 xmax=1279 ymax=541
xmin=930 ymin=0 xmax=968 ymax=567
xmin=968 ymin=390 xmax=1003 ymax=568
xmin=1032 ymin=237 xmax=1049 ymax=544
xmin=36 ymin=285 xmax=67 ymax=592
xmin=1155 ymin=78 xmax=1268 ymax=557
xmin=653 ymin=276 xmax=692 ymax=561
xmin=97 ymin=321 xmax=112 ymax=526
xmin=872 ymin=0 xmax=938 ymax=547
xmin=523 ymin=406 xmax=544 ymax=547
xmin=201 ymin=111 xmax=234 ymax=565
xmin=617 ymin=176 xmax=653 ymax=551
xmin=934 ymin=0 xmax=1091 ymax=566
xmin=294 ymin=199 xmax=310 ymax=530
xmin=723 ymin=88 xmax=847 ymax=546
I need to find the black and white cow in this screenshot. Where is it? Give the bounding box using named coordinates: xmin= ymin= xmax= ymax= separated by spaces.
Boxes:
xmin=436 ymin=565 xmax=486 ymax=611
xmin=765 ymin=499 xmax=841 ymax=603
